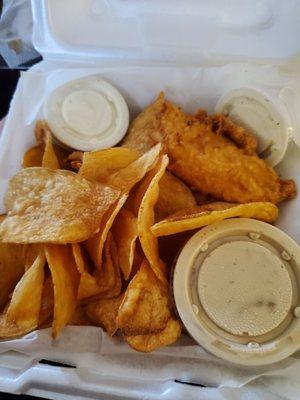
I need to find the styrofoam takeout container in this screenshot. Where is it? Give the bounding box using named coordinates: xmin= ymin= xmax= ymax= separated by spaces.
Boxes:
xmin=1 ymin=0 xmax=300 ymax=398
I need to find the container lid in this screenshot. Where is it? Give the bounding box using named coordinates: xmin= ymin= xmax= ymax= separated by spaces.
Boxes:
xmin=31 ymin=0 xmax=300 ymax=64
xmin=173 ymin=218 xmax=300 ymax=366
xmin=215 ymin=87 xmax=300 ymax=166
xmin=43 ymin=75 xmax=129 ymax=151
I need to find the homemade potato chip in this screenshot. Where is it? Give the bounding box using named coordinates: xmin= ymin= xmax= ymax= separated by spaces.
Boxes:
xmin=38 ymin=276 xmax=54 ymax=327
xmin=155 ymin=172 xmax=196 ymax=218
xmin=78 ymin=233 xmax=121 ymax=301
xmin=134 ymin=155 xmax=169 ymax=283
xmin=117 ymin=260 xmax=171 ymax=335
xmin=0 ymin=307 xmax=35 ymax=339
xmin=86 ymin=292 xmax=124 ymax=336
xmin=0 ymin=242 xmax=24 ymax=311
xmin=42 ymin=131 xmax=60 ymax=169
xmin=45 ymin=245 xmax=80 ymax=338
xmin=108 ymin=144 xmax=161 ymax=193
xmin=151 ymin=202 xmax=279 ymax=236
xmin=125 ymin=318 xmax=181 ymax=353
xmin=23 ymin=244 xmax=42 ymax=271
xmin=6 ymin=252 xmax=45 ymax=331
xmin=35 ymin=120 xmax=69 ymax=168
xmin=79 ymin=147 xmax=139 ymax=182
xmin=22 ymin=146 xmax=43 ymax=168
xmin=72 ymin=243 xmax=99 ymax=301
xmin=1 ymin=168 xmax=120 ymax=243
xmin=84 ymin=194 xmax=127 ymax=269
xmin=112 ymin=209 xmax=137 ymax=280
xmin=92 ymin=232 xmax=122 ymax=300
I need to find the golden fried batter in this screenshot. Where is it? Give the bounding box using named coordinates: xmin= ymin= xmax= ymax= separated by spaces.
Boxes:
xmin=123 ymin=94 xmax=296 ymax=204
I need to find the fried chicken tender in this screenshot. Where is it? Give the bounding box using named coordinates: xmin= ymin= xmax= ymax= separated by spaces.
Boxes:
xmin=123 ymin=93 xmax=296 ymax=204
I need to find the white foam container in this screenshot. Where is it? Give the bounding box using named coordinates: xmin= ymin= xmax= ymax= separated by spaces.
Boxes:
xmin=1 ymin=0 xmax=300 ymax=398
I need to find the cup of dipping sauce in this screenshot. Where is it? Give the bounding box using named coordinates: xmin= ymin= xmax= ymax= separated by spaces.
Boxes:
xmin=173 ymin=218 xmax=300 ymax=366
xmin=44 ymin=75 xmax=129 ymax=151
xmin=215 ymin=87 xmax=300 ymax=167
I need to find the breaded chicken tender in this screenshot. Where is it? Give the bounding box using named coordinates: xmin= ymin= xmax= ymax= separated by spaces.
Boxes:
xmin=123 ymin=93 xmax=296 ymax=204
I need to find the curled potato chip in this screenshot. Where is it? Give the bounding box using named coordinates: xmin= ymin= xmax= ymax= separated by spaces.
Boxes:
xmin=108 ymin=144 xmax=161 ymax=193
xmin=38 ymin=276 xmax=54 ymax=327
xmin=35 ymin=120 xmax=69 ymax=168
xmin=23 ymin=244 xmax=42 ymax=271
xmin=117 ymin=260 xmax=171 ymax=336
xmin=77 ymin=233 xmax=121 ymax=301
xmin=84 ymin=194 xmax=127 ymax=269
xmin=42 ymin=131 xmax=60 ymax=170
xmin=1 ymin=168 xmax=120 ymax=243
xmin=0 ymin=242 xmax=24 ymax=311
xmin=22 ymin=146 xmax=43 ymax=168
xmin=86 ymin=292 xmax=124 ymax=336
xmin=6 ymin=252 xmax=45 ymax=331
xmin=151 ymin=202 xmax=279 ymax=236
xmin=133 ymin=155 xmax=169 ymax=283
xmin=79 ymin=147 xmax=139 ymax=182
xmin=112 ymin=209 xmax=138 ymax=280
xmin=45 ymin=245 xmax=79 ymax=338
xmin=72 ymin=243 xmax=99 ymax=301
xmin=155 ymin=172 xmax=196 ymax=218
xmin=92 ymin=232 xmax=122 ymax=300
xmin=125 ymin=318 xmax=181 ymax=353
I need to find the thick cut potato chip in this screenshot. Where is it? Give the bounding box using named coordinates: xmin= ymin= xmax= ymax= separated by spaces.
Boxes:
xmin=1 ymin=168 xmax=120 ymax=243
xmin=78 ymin=233 xmax=121 ymax=301
xmin=42 ymin=131 xmax=60 ymax=169
xmin=151 ymin=202 xmax=279 ymax=236
xmin=133 ymin=155 xmax=169 ymax=283
xmin=155 ymin=172 xmax=196 ymax=218
xmin=92 ymin=233 xmax=122 ymax=300
xmin=84 ymin=194 xmax=127 ymax=269
xmin=86 ymin=292 xmax=124 ymax=336
xmin=45 ymin=245 xmax=79 ymax=338
xmin=35 ymin=120 xmax=69 ymax=168
xmin=6 ymin=252 xmax=45 ymax=331
xmin=117 ymin=260 xmax=171 ymax=335
xmin=38 ymin=276 xmax=54 ymax=327
xmin=68 ymin=306 xmax=92 ymax=326
xmin=108 ymin=144 xmax=161 ymax=194
xmin=23 ymin=244 xmax=42 ymax=271
xmin=125 ymin=318 xmax=181 ymax=353
xmin=0 ymin=242 xmax=24 ymax=311
xmin=72 ymin=243 xmax=99 ymax=300
xmin=22 ymin=146 xmax=43 ymax=168
xmin=112 ymin=209 xmax=138 ymax=280
xmin=79 ymin=147 xmax=139 ymax=182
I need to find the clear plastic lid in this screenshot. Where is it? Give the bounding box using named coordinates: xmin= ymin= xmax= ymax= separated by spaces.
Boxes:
xmin=31 ymin=0 xmax=300 ymax=64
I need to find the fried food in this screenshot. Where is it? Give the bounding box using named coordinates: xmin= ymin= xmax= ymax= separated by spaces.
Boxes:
xmin=6 ymin=251 xmax=45 ymax=331
xmin=79 ymin=147 xmax=139 ymax=182
xmin=125 ymin=318 xmax=181 ymax=353
xmin=151 ymin=202 xmax=278 ymax=236
xmin=0 ymin=242 xmax=24 ymax=311
xmin=117 ymin=260 xmax=172 ymax=335
xmin=112 ymin=209 xmax=138 ymax=280
xmin=130 ymin=155 xmax=169 ymax=283
xmin=45 ymin=245 xmax=79 ymax=338
xmin=123 ymin=94 xmax=296 ymax=204
xmin=84 ymin=195 xmax=127 ymax=269
xmin=86 ymin=293 xmax=124 ymax=336
xmin=0 ymin=168 xmax=120 ymax=243
xmin=155 ymin=171 xmax=196 ymax=219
